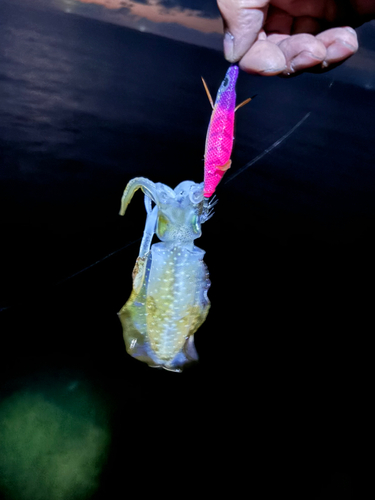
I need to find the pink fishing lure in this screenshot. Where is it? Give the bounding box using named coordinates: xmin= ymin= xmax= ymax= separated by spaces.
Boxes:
xmin=202 ymin=65 xmax=251 ymax=198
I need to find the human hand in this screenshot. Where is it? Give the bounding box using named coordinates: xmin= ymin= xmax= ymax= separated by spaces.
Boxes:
xmin=217 ymin=0 xmax=374 ymax=75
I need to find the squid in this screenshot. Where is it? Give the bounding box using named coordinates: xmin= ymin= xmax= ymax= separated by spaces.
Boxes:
xmin=118 ymin=65 xmax=250 ymax=371
xmin=117 ymin=179 xmax=214 ymax=372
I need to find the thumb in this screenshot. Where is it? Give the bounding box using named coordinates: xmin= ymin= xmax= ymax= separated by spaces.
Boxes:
xmin=217 ymin=0 xmax=269 ymax=62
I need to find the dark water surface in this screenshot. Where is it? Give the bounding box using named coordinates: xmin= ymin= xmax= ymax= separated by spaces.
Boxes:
xmin=0 ymin=1 xmax=371 ymax=498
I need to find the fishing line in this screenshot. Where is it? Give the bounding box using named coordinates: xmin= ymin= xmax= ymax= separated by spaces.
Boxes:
xmin=55 ymin=237 xmax=142 ymax=286
xmin=224 ymin=111 xmax=311 ymax=185
xmin=0 ymin=237 xmax=141 ymax=313
xmin=0 ymin=78 xmax=336 ymax=312
xmin=225 ymin=75 xmax=336 ymax=185
xmin=66 ymin=110 xmax=312 ymax=287
xmin=55 ymin=107 xmax=315 ymax=289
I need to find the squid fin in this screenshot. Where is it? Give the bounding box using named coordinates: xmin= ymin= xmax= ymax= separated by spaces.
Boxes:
xmin=201 ymin=77 xmax=214 ymax=109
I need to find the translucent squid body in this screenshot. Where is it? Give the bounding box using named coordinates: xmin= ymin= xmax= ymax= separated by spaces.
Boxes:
xmin=118 ymin=65 xmax=250 ymax=371
xmin=118 ymin=179 xmax=215 ymax=372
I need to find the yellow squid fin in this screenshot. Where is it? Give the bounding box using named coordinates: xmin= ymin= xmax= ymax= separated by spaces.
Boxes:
xmin=201 ymin=77 xmax=214 ymax=110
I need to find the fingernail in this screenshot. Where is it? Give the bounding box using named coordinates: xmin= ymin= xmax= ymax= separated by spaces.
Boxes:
xmin=338 ymin=39 xmax=356 ymax=51
xmin=321 ymin=60 xmax=329 ymax=69
xmin=290 ymin=51 xmax=324 ymax=73
xmin=224 ymin=31 xmax=234 ymax=61
xmin=344 ymin=27 xmax=356 ymax=35
xmin=261 ymin=65 xmax=287 ymax=75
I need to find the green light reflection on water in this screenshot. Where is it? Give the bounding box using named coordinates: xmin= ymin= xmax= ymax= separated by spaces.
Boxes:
xmin=0 ymin=374 xmax=111 ymax=500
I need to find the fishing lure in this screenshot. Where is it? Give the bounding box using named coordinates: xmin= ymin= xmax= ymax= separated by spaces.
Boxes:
xmin=118 ymin=65 xmax=250 ymax=371
xmin=202 ymin=64 xmax=252 ymax=197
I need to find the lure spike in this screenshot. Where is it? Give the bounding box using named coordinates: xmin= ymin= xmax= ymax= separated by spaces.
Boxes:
xmin=201 ymin=77 xmax=214 ymax=109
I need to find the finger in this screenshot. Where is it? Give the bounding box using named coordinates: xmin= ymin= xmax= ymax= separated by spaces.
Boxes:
xmin=278 ymin=33 xmax=327 ymax=74
xmin=316 ymin=27 xmax=358 ymax=67
xmin=239 ymin=39 xmax=286 ymax=75
xmin=217 ymin=0 xmax=269 ymax=62
xmin=268 ymin=33 xmax=289 ymax=44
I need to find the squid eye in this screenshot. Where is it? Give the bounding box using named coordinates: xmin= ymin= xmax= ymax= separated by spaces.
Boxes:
xmin=189 ymin=185 xmax=203 ymax=205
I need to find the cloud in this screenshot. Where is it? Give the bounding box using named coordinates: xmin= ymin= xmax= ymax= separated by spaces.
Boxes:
xmin=156 ymin=1 xmax=221 ymax=19
xmin=68 ymin=0 xmax=223 ymax=42
xmin=75 ymin=0 xmax=221 ymax=25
